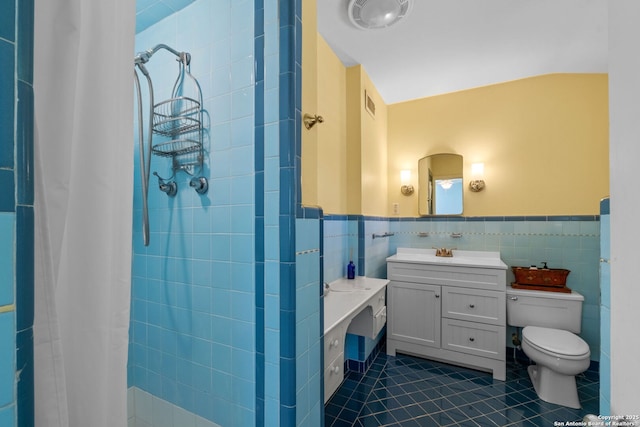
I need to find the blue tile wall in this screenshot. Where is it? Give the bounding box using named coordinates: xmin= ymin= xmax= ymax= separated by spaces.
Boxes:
xmin=322 ymin=216 xmax=358 ymax=283
xmin=276 ymin=0 xmax=306 ymax=424
xmin=0 ymin=215 xmax=14 ymax=307
xmin=130 ymin=1 xmax=259 ymax=425
xmin=15 ymin=206 xmax=34 ymax=332
xmin=0 ymin=0 xmax=15 ymax=43
xmin=135 ymin=0 xmax=196 ymax=33
xmin=254 ymin=0 xmax=265 ymax=423
xmin=0 ymin=39 xmax=14 ymax=170
xmin=599 ymin=198 xmax=610 ymax=415
xmin=16 ymin=81 xmax=34 ymax=206
xmin=0 ymin=170 xmax=14 ymax=213
xmin=0 ymin=1 xmax=34 ymax=425
xmin=0 ymin=312 xmax=15 ymax=417
xmin=16 ymin=0 xmax=33 ymax=85
xmin=321 ymin=214 xmax=602 ymax=369
xmin=295 ymin=215 xmax=322 ymax=427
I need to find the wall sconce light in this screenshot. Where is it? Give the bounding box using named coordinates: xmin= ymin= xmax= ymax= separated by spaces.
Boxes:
xmin=400 ymin=170 xmax=414 ymax=195
xmin=303 ymin=113 xmax=324 ymax=130
xmin=469 ymin=162 xmax=486 ymax=192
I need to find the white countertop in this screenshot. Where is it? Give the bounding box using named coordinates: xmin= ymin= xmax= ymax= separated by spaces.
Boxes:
xmin=387 ymin=247 xmax=507 ymax=270
xmin=324 ymin=276 xmax=389 ymax=334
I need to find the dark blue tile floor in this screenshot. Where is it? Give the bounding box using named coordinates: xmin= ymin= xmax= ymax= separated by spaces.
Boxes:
xmin=325 ymin=352 xmax=599 ymax=427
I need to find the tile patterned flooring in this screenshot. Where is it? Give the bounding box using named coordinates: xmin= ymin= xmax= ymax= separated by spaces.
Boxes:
xmin=325 ymin=351 xmax=599 ymax=427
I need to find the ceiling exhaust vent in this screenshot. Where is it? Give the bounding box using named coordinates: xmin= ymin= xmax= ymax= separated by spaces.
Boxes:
xmin=365 ymin=90 xmax=376 ymax=117
xmin=348 ymin=0 xmax=412 ymax=30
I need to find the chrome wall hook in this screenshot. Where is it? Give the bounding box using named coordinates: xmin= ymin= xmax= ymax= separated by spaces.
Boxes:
xmin=190 ymin=177 xmax=208 ymax=194
xmin=153 ymin=172 xmax=177 ymax=197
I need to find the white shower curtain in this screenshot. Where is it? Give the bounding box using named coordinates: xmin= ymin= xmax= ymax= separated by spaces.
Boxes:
xmin=33 ymin=1 xmax=135 ymax=426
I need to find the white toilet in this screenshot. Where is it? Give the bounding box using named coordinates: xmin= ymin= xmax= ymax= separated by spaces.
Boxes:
xmin=506 ymin=286 xmax=591 ymax=409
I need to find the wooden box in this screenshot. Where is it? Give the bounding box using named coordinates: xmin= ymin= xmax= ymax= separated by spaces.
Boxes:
xmin=511 ymin=266 xmax=571 ymax=293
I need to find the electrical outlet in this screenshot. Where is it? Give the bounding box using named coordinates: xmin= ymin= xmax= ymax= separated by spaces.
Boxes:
xmin=392 ymin=203 xmax=399 ymax=214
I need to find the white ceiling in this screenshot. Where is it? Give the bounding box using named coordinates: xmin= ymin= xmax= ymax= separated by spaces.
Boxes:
xmin=317 ymin=0 xmax=608 ymax=105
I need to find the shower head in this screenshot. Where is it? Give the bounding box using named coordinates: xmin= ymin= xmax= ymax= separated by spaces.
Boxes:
xmin=134 ymin=50 xmax=152 ymax=65
xmin=134 ymin=44 xmax=190 ymax=67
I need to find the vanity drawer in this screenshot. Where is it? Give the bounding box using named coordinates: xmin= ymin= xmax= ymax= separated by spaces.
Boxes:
xmin=324 ymin=352 xmax=344 ymax=402
xmin=371 ymin=288 xmax=386 ymax=315
xmin=442 ymin=287 xmax=505 ymax=325
xmin=388 ymin=262 xmax=506 ymax=291
xmin=442 ymin=318 xmax=505 ymax=360
xmin=324 ymin=324 xmax=346 ymax=370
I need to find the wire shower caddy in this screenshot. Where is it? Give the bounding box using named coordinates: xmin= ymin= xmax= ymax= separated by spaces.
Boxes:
xmin=151 ymin=53 xmax=207 ymax=189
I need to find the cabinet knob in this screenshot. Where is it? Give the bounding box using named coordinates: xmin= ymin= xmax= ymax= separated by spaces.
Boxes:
xmin=435 ymin=294 xmax=440 ymax=298
xmin=331 ymin=365 xmax=340 ymax=374
xmin=509 ymin=296 xmax=518 ymax=301
xmin=330 ymin=339 xmax=339 ymax=348
xmin=469 ymin=304 xmax=475 ymax=308
xmin=469 ymin=337 xmax=475 ymax=342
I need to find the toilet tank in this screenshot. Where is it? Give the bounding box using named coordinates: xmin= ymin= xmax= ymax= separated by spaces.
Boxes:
xmin=506 ymin=286 xmax=584 ymax=333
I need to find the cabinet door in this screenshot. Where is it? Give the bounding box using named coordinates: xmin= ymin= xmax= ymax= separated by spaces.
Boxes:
xmin=388 ymin=281 xmax=441 ymax=348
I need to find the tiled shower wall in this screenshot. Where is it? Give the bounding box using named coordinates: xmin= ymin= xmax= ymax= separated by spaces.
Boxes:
xmin=0 ymin=1 xmax=34 ymax=426
xmin=129 ymin=1 xmax=258 ymax=425
xmin=324 ymin=215 xmax=602 ymax=364
xmin=129 ymin=0 xmax=305 ymax=425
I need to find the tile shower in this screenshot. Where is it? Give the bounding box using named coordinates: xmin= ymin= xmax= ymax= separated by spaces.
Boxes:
xmin=128 ymin=0 xmax=305 ymax=425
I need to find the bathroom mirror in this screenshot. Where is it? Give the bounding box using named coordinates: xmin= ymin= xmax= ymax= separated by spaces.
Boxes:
xmin=418 ymin=154 xmax=463 ymax=215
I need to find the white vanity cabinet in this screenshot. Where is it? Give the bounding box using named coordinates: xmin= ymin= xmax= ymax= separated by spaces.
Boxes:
xmin=323 ymin=277 xmax=389 ymax=402
xmin=323 ymin=323 xmax=346 ymax=401
xmin=386 ymin=248 xmax=507 ymax=380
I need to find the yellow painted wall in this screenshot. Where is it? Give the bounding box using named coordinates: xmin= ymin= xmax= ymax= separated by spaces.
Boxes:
xmin=316 ymin=37 xmax=348 ymax=213
xmin=301 ymin=0 xmax=318 ymax=206
xmin=357 ymin=68 xmax=388 ymax=216
xmin=345 ymin=67 xmax=362 ymax=214
xmin=388 ymin=74 xmax=609 ymax=216
xmin=303 ymin=37 xmax=388 ymax=215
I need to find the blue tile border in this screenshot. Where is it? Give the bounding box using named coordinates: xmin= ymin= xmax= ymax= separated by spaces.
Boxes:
xmin=387 ymin=215 xmax=599 ymax=222
xmin=276 ymin=0 xmax=303 ymax=423
xmin=16 ymin=327 xmax=33 ymax=427
xmin=15 ymin=206 xmax=33 ymax=332
xmin=17 ymin=0 xmax=33 ymax=85
xmin=0 ymin=40 xmax=15 ymax=170
xmin=326 ymin=214 xmax=600 ymax=223
xmin=345 ymin=332 xmax=386 ymax=375
xmin=12 ymin=2 xmax=34 ymax=424
xmin=0 ymin=0 xmax=16 ymax=43
xmin=0 ymin=170 xmax=15 ymax=212
xmin=16 ymin=81 xmax=33 ymax=206
xmin=254 ymin=0 xmax=265 ymax=423
xmin=600 ymin=197 xmax=610 ymax=215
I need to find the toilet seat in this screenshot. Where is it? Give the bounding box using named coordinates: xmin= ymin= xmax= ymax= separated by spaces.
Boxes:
xmin=522 ymin=326 xmax=590 ymax=360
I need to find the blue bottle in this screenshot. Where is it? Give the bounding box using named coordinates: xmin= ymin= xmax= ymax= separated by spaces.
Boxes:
xmin=347 ymin=261 xmax=356 ymax=279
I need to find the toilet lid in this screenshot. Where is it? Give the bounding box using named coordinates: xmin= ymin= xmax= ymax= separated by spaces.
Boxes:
xmin=522 ymin=326 xmax=590 ymax=357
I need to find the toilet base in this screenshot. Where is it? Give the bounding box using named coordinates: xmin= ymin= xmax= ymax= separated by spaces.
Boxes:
xmin=528 ymin=364 xmax=581 ymax=409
